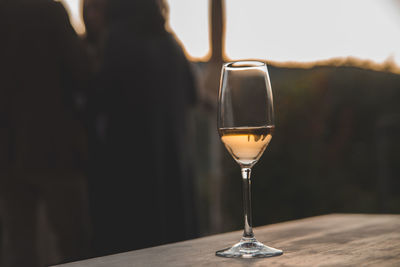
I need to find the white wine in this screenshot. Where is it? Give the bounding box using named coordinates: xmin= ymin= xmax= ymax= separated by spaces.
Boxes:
xmin=219 ymin=126 xmax=274 ymax=167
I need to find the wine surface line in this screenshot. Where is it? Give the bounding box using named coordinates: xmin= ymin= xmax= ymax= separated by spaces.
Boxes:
xmin=219 ymin=126 xmax=274 ymax=167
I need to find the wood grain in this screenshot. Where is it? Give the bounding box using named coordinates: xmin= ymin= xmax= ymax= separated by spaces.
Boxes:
xmin=54 ymin=214 xmax=400 ymax=267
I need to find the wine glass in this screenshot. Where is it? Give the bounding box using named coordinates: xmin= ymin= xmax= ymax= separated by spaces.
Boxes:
xmin=216 ymin=60 xmax=283 ymax=258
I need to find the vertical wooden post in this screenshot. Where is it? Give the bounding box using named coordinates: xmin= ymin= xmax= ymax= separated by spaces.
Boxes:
xmin=206 ymin=0 xmax=225 ymax=234
xmin=204 ymin=0 xmax=225 ymax=104
xmin=210 ymin=0 xmax=225 ymax=63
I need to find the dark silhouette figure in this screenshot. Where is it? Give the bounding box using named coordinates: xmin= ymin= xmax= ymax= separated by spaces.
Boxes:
xmin=0 ymin=0 xmax=91 ymax=266
xmin=86 ymin=0 xmax=198 ymax=256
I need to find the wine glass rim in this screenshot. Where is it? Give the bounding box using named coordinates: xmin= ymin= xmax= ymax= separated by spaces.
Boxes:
xmin=224 ymin=60 xmax=266 ymax=69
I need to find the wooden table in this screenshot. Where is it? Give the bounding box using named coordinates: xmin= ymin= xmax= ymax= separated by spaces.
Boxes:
xmin=54 ymin=214 xmax=400 ymax=266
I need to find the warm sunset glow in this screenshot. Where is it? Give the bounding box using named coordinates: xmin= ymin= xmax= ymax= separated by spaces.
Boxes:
xmin=62 ymin=0 xmax=400 ymax=66
xmin=225 ymin=0 xmax=400 ymax=66
xmin=60 ymin=0 xmax=85 ymax=35
xmin=166 ymin=0 xmax=209 ymax=60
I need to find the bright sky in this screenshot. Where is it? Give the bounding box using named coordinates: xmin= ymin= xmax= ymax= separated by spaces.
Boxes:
xmin=62 ymin=0 xmax=400 ymax=65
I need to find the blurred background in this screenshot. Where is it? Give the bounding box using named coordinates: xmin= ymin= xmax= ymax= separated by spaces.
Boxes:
xmin=1 ymin=0 xmax=400 ymax=266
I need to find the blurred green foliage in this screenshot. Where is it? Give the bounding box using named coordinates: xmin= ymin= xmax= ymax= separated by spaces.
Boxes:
xmin=216 ymin=65 xmax=400 ymax=232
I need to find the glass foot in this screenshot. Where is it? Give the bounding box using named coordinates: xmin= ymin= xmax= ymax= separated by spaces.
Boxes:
xmin=216 ymin=237 xmax=283 ymax=258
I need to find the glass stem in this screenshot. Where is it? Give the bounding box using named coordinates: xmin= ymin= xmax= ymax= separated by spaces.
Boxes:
xmin=241 ymin=167 xmax=254 ymax=239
